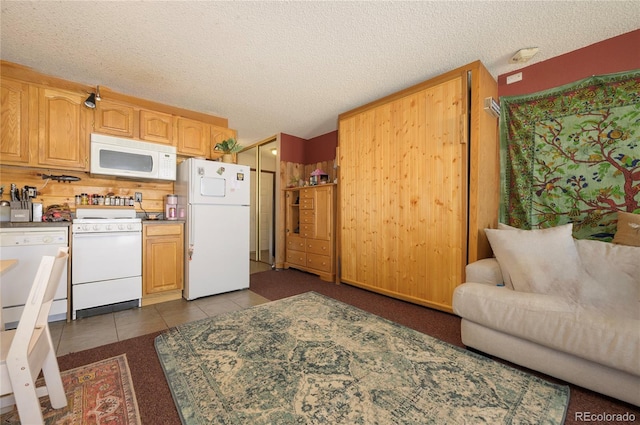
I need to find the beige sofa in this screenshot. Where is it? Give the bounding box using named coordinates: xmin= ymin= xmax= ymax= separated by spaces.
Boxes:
xmin=453 ymin=224 xmax=640 ymax=406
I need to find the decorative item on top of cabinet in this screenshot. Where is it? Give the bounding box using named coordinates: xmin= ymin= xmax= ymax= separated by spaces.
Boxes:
xmin=38 ymin=87 xmax=91 ymax=171
xmin=210 ymin=125 xmax=238 ymax=160
xmin=0 ymin=78 xmax=30 ymax=165
xmin=213 ymin=137 xmax=243 ymax=164
xmin=337 ymin=61 xmax=499 ymax=313
xmin=94 ymin=99 xmax=135 ymax=138
xmin=142 ymin=222 xmax=184 ymax=306
xmin=139 ymin=109 xmax=174 ymax=145
xmin=284 ymin=184 xmax=336 ymax=282
xmin=175 ymin=117 xmax=209 ymax=157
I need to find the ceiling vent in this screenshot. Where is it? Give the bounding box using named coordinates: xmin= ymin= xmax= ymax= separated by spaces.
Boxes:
xmin=509 ymin=47 xmax=539 ymax=64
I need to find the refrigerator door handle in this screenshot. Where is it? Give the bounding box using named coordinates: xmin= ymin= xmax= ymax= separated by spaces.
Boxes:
xmin=188 ymin=205 xmax=195 ymax=261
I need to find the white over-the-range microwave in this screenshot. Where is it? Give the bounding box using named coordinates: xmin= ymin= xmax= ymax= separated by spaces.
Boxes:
xmin=90 ymin=133 xmax=177 ymax=181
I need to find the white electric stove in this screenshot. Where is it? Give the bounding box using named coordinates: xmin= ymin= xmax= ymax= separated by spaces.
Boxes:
xmin=71 ymin=208 xmax=142 ymax=319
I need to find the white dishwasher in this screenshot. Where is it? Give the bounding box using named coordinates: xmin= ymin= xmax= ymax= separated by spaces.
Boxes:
xmin=0 ymin=227 xmax=69 ymax=329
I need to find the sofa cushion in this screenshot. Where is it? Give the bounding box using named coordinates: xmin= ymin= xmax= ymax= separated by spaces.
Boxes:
xmin=576 ymin=239 xmax=639 ymax=320
xmin=485 ymin=224 xmax=585 ymax=300
xmin=612 ymin=211 xmax=640 ymax=247
xmin=453 ymin=282 xmax=640 ymax=376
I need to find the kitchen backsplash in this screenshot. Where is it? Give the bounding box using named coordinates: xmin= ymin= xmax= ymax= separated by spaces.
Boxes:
xmin=1 ymin=164 xmax=173 ymax=214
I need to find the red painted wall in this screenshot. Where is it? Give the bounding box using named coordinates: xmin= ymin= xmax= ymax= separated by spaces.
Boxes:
xmin=280 ymin=130 xmax=338 ymax=164
xmin=306 ymin=131 xmax=338 ymax=163
xmin=280 ymin=133 xmax=306 ymax=163
xmin=498 ymin=29 xmax=640 ymax=98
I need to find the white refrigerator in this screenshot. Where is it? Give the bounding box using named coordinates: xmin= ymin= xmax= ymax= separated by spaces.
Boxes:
xmin=176 ymin=158 xmax=250 ymax=300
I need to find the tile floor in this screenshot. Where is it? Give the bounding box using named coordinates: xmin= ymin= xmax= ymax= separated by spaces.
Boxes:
xmin=51 ymin=261 xmax=273 ymax=356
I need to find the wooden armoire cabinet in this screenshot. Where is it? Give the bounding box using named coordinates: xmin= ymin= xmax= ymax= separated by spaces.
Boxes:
xmin=337 ymin=61 xmax=499 ymax=313
xmin=284 ymin=184 xmax=336 ymax=282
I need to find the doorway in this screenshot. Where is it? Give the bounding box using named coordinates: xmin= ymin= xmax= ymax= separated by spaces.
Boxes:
xmin=237 ymin=136 xmax=278 ymax=272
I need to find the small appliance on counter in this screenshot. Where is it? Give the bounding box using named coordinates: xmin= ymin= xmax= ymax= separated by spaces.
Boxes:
xmin=165 ymin=194 xmax=178 ymax=220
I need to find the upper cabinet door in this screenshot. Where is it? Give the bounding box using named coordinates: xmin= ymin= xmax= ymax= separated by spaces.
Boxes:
xmin=176 ymin=117 xmax=209 ymax=157
xmin=140 ymin=109 xmax=174 ymax=145
xmin=94 ymin=99 xmax=135 ymax=137
xmin=0 ymin=78 xmax=30 ymax=165
xmin=38 ymin=88 xmax=90 ymax=170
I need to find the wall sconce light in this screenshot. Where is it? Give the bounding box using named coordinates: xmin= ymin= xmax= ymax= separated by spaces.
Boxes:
xmin=83 ymin=86 xmax=101 ymax=109
xmin=84 ymin=93 xmax=97 ymax=109
xmin=271 ymin=148 xmax=277 ymax=156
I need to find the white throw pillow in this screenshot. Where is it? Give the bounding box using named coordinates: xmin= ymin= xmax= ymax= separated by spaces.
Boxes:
xmin=485 ymin=224 xmax=583 ymax=300
xmin=576 ymin=239 xmax=640 ymax=320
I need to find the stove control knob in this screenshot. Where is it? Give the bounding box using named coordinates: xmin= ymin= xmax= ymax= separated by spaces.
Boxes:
xmin=127 ymin=223 xmax=133 ymax=230
xmin=83 ymin=224 xmax=91 ymax=231
xmin=118 ymin=224 xmax=125 ymax=230
xmin=42 ymin=236 xmax=53 ymax=244
xmin=106 ymin=224 xmax=112 ymax=231
xmin=93 ymin=224 xmax=100 ymax=231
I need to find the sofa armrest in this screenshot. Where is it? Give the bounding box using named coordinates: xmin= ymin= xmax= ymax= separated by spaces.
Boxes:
xmin=465 ymin=258 xmax=503 ymax=286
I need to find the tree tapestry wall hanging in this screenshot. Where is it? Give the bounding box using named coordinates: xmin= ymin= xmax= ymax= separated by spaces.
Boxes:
xmin=499 ymin=70 xmax=640 ymax=240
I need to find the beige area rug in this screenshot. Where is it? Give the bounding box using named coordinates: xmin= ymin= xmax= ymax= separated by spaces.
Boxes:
xmin=1 ymin=354 xmax=141 ymax=424
xmin=156 ymin=292 xmax=569 ymax=424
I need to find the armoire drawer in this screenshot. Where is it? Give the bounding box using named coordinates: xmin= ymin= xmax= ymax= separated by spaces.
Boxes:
xmin=300 ymin=198 xmax=314 ymax=209
xmin=306 ymin=239 xmax=331 ymax=255
xmin=286 ymin=235 xmax=305 ymax=251
xmin=299 ymin=224 xmax=315 ymax=238
xmin=300 ymin=215 xmax=315 ymax=224
xmin=306 ymin=253 xmax=332 ymax=273
xmin=286 ymin=250 xmax=307 ymax=267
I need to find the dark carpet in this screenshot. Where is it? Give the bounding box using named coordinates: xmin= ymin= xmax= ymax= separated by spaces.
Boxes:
xmin=57 ymin=269 xmax=639 ymax=424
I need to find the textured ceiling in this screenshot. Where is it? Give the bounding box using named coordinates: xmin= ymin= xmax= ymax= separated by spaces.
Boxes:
xmin=1 ymin=1 xmax=639 ymax=146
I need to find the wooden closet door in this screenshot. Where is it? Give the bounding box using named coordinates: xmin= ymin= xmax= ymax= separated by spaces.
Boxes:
xmin=339 ymin=72 xmax=466 ymax=311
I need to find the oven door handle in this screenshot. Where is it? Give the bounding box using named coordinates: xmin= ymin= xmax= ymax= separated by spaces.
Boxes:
xmin=73 ymin=231 xmax=140 ymax=238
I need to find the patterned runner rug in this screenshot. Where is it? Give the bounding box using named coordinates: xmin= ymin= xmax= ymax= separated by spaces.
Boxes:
xmin=156 ymin=292 xmax=569 ymax=424
xmin=1 ymin=354 xmax=140 ymax=424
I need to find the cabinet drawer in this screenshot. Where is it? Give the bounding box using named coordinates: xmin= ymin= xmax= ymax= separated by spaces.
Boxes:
xmin=300 ymin=215 xmax=315 ymax=224
xmin=286 ymin=235 xmax=305 ymax=251
xmin=306 ymin=253 xmax=332 ymax=273
xmin=300 ymin=189 xmax=314 ymax=199
xmin=306 ymin=239 xmax=331 ymax=255
xmin=144 ymin=223 xmax=183 ymax=237
xmin=286 ymin=250 xmax=307 ymax=267
xmin=299 ymin=224 xmax=315 ymax=238
xmin=300 ymin=198 xmax=314 ymax=209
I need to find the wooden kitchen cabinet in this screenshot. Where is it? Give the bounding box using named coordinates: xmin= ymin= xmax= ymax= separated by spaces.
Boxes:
xmin=284 ymin=184 xmax=336 ymax=281
xmin=38 ymin=87 xmax=91 ymax=170
xmin=143 ymin=222 xmax=184 ymax=305
xmin=175 ymin=117 xmax=209 ymax=157
xmin=94 ymin=99 xmax=135 ymax=138
xmin=0 ymin=77 xmax=31 ymax=165
xmin=140 ymin=109 xmax=174 ymax=145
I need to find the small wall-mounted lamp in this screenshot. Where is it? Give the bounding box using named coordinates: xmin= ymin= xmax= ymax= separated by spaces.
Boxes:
xmin=83 ymin=86 xmax=101 ymax=109
xmin=271 ymin=148 xmax=277 ymax=156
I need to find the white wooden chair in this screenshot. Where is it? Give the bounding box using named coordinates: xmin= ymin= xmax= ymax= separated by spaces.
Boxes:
xmin=0 ymin=247 xmax=69 ymax=424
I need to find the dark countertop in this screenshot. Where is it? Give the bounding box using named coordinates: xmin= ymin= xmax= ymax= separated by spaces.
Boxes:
xmin=0 ymin=221 xmax=72 ymax=228
xmin=142 ymin=219 xmax=185 ymax=225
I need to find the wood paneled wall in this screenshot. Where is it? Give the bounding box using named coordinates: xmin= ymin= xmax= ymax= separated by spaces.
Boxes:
xmin=1 ymin=164 xmax=172 ymax=214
